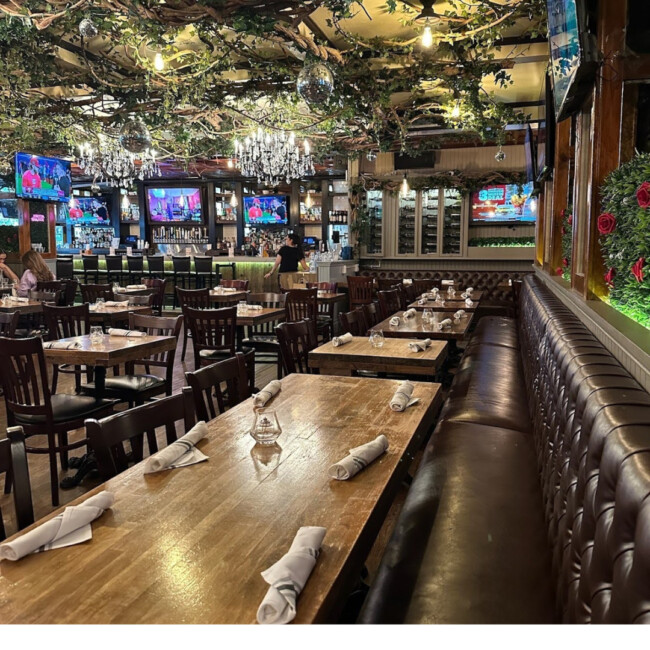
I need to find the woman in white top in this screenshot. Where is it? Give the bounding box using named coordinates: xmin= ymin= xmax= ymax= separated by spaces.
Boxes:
xmin=0 ymin=249 xmax=55 ymax=296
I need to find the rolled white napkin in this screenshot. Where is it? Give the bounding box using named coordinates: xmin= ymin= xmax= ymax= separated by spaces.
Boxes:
xmin=43 ymin=340 xmax=82 ymax=350
xmin=465 ymin=287 xmax=474 ymax=294
xmin=103 ymin=300 xmax=129 ymax=307
xmin=390 ymin=381 xmax=419 ymax=412
xmin=143 ymin=421 xmax=209 ymax=473
xmin=0 ymin=491 xmax=114 ymax=562
xmin=106 ymin=328 xmax=146 ymax=337
xmin=403 ymin=308 xmax=416 ymax=319
xmin=254 ymin=380 xmax=281 ymax=407
xmin=402 ymin=278 xmax=413 ymax=286
xmin=247 ymin=304 xmax=263 ymax=311
xmin=10 ymin=297 xmax=28 ymax=303
xmin=389 ymin=316 xmax=400 ymax=327
xmin=454 ymin=309 xmax=466 ymax=320
xmin=126 ymin=284 xmax=147 ymax=290
xmin=464 ymin=298 xmax=474 ymax=308
xmin=257 ymin=526 xmax=327 ymax=624
xmin=328 ymin=435 xmax=389 ymax=480
xmin=221 ymin=287 xmax=237 ymax=292
xmin=332 ymin=332 xmax=353 ymax=347
xmin=437 ymin=318 xmax=453 ymax=330
xmin=417 ymin=298 xmax=426 ymax=306
xmin=408 ymin=338 xmax=431 ymax=352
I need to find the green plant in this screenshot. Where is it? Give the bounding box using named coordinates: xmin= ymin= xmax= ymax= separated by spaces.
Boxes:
xmin=560 ymin=207 xmax=572 ymax=283
xmin=468 ymin=236 xmax=535 ymax=247
xmin=599 ymin=154 xmax=650 ymax=329
xmin=349 ymin=204 xmax=371 ymax=260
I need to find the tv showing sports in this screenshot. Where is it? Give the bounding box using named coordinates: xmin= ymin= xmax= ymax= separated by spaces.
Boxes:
xmin=470 ymin=182 xmax=536 ymax=224
xmin=147 ymin=187 xmax=202 ymax=222
xmin=15 ymin=152 xmax=72 ymax=203
xmin=68 ymin=196 xmax=110 ymax=224
xmin=244 ymin=195 xmax=289 ymax=225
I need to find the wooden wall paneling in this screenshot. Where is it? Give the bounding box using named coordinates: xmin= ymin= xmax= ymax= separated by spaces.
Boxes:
xmin=620 ymin=82 xmax=640 ymax=163
xmin=587 ymin=0 xmax=628 ymax=300
xmin=548 ymin=118 xmax=572 ymax=274
xmin=535 ymin=188 xmax=545 ymax=267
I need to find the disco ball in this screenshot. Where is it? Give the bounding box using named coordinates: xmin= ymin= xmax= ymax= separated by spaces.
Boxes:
xmin=297 ymin=62 xmax=334 ymax=105
xmin=495 ymin=147 xmax=506 ymax=162
xmin=0 ymin=158 xmax=11 ymax=176
xmin=79 ymin=17 xmax=99 ymax=39
xmin=119 ymin=120 xmax=152 ymax=154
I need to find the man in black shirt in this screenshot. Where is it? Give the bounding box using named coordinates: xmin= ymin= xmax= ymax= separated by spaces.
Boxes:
xmin=264 ymin=234 xmax=308 ymax=285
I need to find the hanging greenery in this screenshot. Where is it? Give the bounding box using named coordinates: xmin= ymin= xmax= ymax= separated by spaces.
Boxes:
xmin=468 ymin=236 xmax=535 ymax=248
xmin=0 ymin=0 xmax=546 ymax=164
xmin=559 ymin=207 xmax=572 ymax=282
xmin=599 ymin=154 xmax=650 ymax=330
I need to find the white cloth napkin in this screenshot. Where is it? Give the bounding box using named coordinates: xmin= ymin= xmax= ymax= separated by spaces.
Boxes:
xmin=332 ymin=332 xmax=353 ymax=347
xmin=10 ymin=297 xmax=28 ymax=303
xmin=408 ymin=338 xmax=431 ymax=352
xmin=257 ymin=526 xmax=327 ymax=624
xmin=389 ymin=316 xmax=400 ymax=327
xmin=254 ymin=380 xmax=281 ymax=407
xmin=454 ymin=309 xmax=466 ymax=320
xmin=43 ymin=340 xmax=82 ymax=350
xmin=417 ymin=298 xmax=426 ymax=306
xmin=143 ymin=421 xmax=209 ymax=473
xmin=103 ymin=301 xmax=129 ymax=307
xmin=328 ymin=435 xmax=389 ymax=480
xmin=106 ymin=328 xmax=146 ymax=337
xmin=465 ymin=298 xmax=474 ymax=308
xmin=390 ymin=381 xmax=419 ymax=411
xmin=126 ymin=284 xmax=147 ymax=290
xmin=222 ymin=287 xmax=237 ymax=292
xmin=403 ymin=308 xmax=416 ymax=319
xmin=402 ymin=278 xmax=412 ymax=285
xmin=437 ymin=318 xmax=453 ymax=330
xmin=247 ymin=304 xmax=263 ymax=311
xmin=0 ymin=491 xmax=114 ymax=562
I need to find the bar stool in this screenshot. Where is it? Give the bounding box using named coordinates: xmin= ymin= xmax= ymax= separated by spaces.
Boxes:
xmin=81 ymin=254 xmax=102 ymax=284
xmin=193 ymin=256 xmax=214 ymax=289
xmin=126 ymin=254 xmax=144 ymax=284
xmin=171 ymin=256 xmax=192 ymax=307
xmin=104 ymin=255 xmax=125 ymax=286
xmin=55 ymin=255 xmax=74 ymax=280
xmin=146 ymin=254 xmax=165 ymax=280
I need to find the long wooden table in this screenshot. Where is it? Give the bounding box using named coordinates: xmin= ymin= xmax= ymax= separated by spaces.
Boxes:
xmin=88 ymin=304 xmax=152 ymax=325
xmin=236 ymin=306 xmax=285 ymax=347
xmin=0 ymin=299 xmax=43 ymax=314
xmin=309 ymin=336 xmax=447 ymax=377
xmin=375 ymin=310 xmax=475 ymax=341
xmin=209 ymin=289 xmax=248 ymax=304
xmin=0 ymin=374 xmax=441 ymax=624
xmin=407 ymin=298 xmax=480 ymax=312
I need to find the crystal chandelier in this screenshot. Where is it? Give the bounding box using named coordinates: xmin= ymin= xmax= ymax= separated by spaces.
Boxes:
xmin=233 ymin=129 xmax=314 ymax=185
xmin=77 ymin=136 xmax=161 ymax=188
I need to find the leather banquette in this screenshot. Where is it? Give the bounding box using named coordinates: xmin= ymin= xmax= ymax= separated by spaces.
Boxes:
xmin=359 ymin=274 xmax=650 ymax=624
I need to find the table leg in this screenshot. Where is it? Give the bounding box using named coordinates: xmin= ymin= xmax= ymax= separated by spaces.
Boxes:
xmin=94 ymin=366 xmax=106 ymax=399
xmin=236 ymin=326 xmax=244 ymax=349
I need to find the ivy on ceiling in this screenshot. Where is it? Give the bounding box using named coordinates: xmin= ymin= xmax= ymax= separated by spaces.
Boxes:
xmin=0 ymin=0 xmax=547 ymax=166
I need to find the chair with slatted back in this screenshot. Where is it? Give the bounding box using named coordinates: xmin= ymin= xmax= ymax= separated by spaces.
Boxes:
xmin=145 ymin=255 xmax=165 ymax=281
xmin=144 ymin=277 xmax=167 ymax=315
xmin=376 ymin=278 xmax=401 ymax=292
xmin=276 ymin=319 xmax=318 ymax=375
xmin=62 ymin=279 xmax=78 ymax=306
xmin=402 ymin=282 xmax=421 ymax=304
xmin=285 ymin=288 xmax=330 ymax=342
xmin=80 ymin=283 xmax=113 ymax=304
xmin=104 ymin=255 xmax=125 ymax=286
xmin=378 ymin=289 xmax=402 ymax=319
xmin=113 ymin=292 xmax=154 ymax=307
xmin=56 ymin=255 xmax=74 ymax=280
xmin=37 ymin=281 xmax=66 ymax=306
xmin=347 ymin=276 xmax=374 ymax=309
xmin=0 ymin=427 xmax=35 ymax=541
xmin=220 ymin=279 xmax=249 ymax=291
xmin=395 ymin=284 xmax=410 ymax=310
xmin=339 ymin=308 xmax=367 ymax=336
xmin=86 ymin=388 xmax=195 ymax=480
xmin=171 ymin=256 xmax=192 ymax=307
xmin=306 ymin=282 xmax=338 ymax=293
xmin=176 ymin=287 xmax=211 ymax=362
xmin=306 ymin=282 xmax=338 ymax=336
xmin=43 ymin=303 xmax=92 ymax=393
xmin=361 ymin=302 xmax=380 ymax=334
xmin=0 ymin=336 xmax=117 ymax=506
xmin=193 ymin=256 xmax=215 ymax=289
xmin=0 ymin=312 xmax=19 ymax=338
xmin=185 ymin=352 xmax=250 ymax=420
xmin=81 ymin=254 xmax=103 ymax=284
xmin=242 ymin=292 xmax=286 ymax=379
xmin=126 ymin=255 xmax=144 ymax=285
xmin=412 ymin=279 xmax=437 ymax=296
xmin=81 ymin=313 xmax=183 ymax=410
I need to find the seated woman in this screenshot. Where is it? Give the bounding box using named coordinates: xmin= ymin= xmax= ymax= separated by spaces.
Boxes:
xmin=0 ymin=249 xmax=55 ymax=296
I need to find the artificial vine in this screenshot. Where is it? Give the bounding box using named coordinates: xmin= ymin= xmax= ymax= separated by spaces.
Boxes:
xmin=559 ymin=207 xmax=572 ymax=282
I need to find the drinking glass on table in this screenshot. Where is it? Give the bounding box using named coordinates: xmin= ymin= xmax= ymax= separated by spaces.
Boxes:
xmin=422 ymin=308 xmax=433 ymax=324
xmin=112 ymin=281 xmax=120 ymax=294
xmin=95 ymin=297 xmax=105 ymax=311
xmin=369 ymin=329 xmax=385 ymax=348
xmin=250 ymin=408 xmax=282 ymax=445
xmin=89 ymin=326 xmax=104 ymax=345
xmin=237 ymin=300 xmax=247 ymax=315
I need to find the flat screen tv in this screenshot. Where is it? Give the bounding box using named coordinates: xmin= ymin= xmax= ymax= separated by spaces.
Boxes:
xmin=15 ymin=152 xmax=72 ymax=203
xmin=536 ymin=74 xmax=556 ymax=181
xmin=244 ymin=195 xmax=289 ymax=225
xmin=470 ymin=182 xmax=536 ymax=224
xmin=147 ymin=187 xmax=202 ymax=223
xmin=68 ymin=196 xmax=111 ymax=224
xmin=547 ymin=0 xmax=597 ymax=122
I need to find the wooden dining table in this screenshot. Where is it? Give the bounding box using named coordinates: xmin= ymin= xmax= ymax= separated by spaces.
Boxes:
xmin=0 ymin=298 xmax=44 ymax=315
xmin=0 ymin=373 xmax=442 ymax=624
xmin=235 ymin=306 xmax=285 ymax=347
xmin=88 ymin=303 xmax=152 ymax=326
xmin=309 ymin=336 xmax=448 ymax=377
xmin=407 ymin=297 xmax=480 ymax=312
xmin=209 ymin=289 xmax=249 ymax=304
xmin=375 ymin=310 xmax=475 ymax=341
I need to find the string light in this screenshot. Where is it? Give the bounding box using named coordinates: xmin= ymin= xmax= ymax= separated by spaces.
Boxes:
xmin=230 ymin=192 xmax=238 ymax=207
xmin=154 ymin=53 xmax=165 ymax=71
xmin=421 ymin=22 xmax=433 ymax=48
xmin=401 ymin=174 xmax=410 ymax=197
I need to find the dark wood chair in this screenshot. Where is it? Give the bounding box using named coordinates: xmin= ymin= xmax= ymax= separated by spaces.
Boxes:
xmin=36 ymin=280 xmax=66 ymax=306
xmin=56 ymin=256 xmax=74 ymax=280
xmin=43 ymin=303 xmax=92 ymax=393
xmin=144 ymin=277 xmax=167 ymax=316
xmin=220 ymin=279 xmax=249 ymax=291
xmin=347 ymin=276 xmax=374 ymax=309
xmin=171 ymin=256 xmax=192 ymax=306
xmin=86 ymin=387 xmax=196 ymax=480
xmin=402 ymin=282 xmax=421 ymax=303
xmin=339 ymin=308 xmax=367 ymax=336
xmin=81 ymin=313 xmax=183 ymax=408
xmin=176 ymin=287 xmax=211 ymax=362
xmin=104 ymin=255 xmax=125 ymax=286
xmin=361 ymin=302 xmax=380 ymax=333
xmin=378 ymin=289 xmax=402 ymax=319
xmin=307 ymin=282 xmax=338 ymax=336
xmin=276 ymin=319 xmax=318 ymax=375
xmin=113 ymin=292 xmax=154 ymax=307
xmin=62 ymin=279 xmax=79 ymax=306
xmin=185 ymin=352 xmax=250 ymax=420
xmin=242 ymin=292 xmax=286 ymax=379
xmin=0 ymin=311 xmax=19 ymax=338
xmin=193 ymin=256 xmax=215 ymax=289
xmin=126 ymin=255 xmax=144 ymax=285
xmin=306 ymin=282 xmax=338 ymax=292
xmin=376 ymin=278 xmax=401 ymax=292
xmin=81 ymin=254 xmax=103 ymax=284
xmin=395 ymin=284 xmax=410 ymax=310
xmin=0 ymin=427 xmax=35 ymax=541
xmin=80 ymin=283 xmax=113 ymax=304
xmin=412 ymin=279 xmax=438 ymax=295
xmin=285 ymin=288 xmax=330 ymax=342
xmin=145 ymin=255 xmax=165 ymax=281
xmin=0 ymin=336 xmax=117 ymax=506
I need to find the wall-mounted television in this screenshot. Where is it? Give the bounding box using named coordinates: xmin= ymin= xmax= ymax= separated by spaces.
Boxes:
xmin=15 ymin=152 xmax=72 ymax=203
xmin=536 ymin=74 xmax=556 ymax=182
xmin=547 ymin=0 xmax=597 ymax=122
xmin=244 ymin=195 xmax=289 ymax=225
xmin=147 ymin=187 xmax=202 ymax=223
xmin=470 ymin=182 xmax=536 ymax=224
xmin=68 ymin=196 xmax=111 ymax=224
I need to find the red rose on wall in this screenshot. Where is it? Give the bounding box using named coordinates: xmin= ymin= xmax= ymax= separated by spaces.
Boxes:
xmin=597 ymin=213 xmax=617 ymax=235
xmin=567 ymin=214 xmax=573 ymax=226
xmin=631 ymin=257 xmax=645 ymax=282
xmin=604 ymin=267 xmax=616 ymax=287
xmin=562 ymin=257 xmax=569 ymax=267
xmin=636 ymin=182 xmax=650 ymax=209
xmin=556 ymin=267 xmax=563 ymax=276
xmin=560 ymin=209 xmax=566 ymax=218
xmin=561 ymin=226 xmax=567 ymax=235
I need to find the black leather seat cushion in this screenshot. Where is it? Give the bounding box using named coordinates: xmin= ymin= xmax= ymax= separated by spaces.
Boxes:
xmin=15 ymin=394 xmax=116 ymax=425
xmin=85 ymin=374 xmax=165 ymax=395
xmin=466 ymin=316 xmax=520 ymax=350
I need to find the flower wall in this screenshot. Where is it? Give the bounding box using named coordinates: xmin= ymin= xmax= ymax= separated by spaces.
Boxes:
xmin=599 ymin=154 xmax=650 ymax=329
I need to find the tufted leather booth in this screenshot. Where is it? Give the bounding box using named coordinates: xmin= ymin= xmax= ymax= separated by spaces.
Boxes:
xmin=359 ymin=274 xmax=650 ymax=624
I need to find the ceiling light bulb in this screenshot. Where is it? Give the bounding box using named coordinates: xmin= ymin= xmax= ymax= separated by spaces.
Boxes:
xmin=305 ymin=192 xmax=313 ymax=208
xmin=401 ymin=175 xmax=409 ymax=196
xmin=230 ymin=192 xmax=238 ymax=207
xmin=421 ymin=24 xmax=433 ymax=48
xmin=154 ymin=53 xmax=165 ymax=71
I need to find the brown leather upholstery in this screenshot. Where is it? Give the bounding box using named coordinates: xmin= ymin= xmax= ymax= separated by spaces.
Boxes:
xmin=360 ymin=274 xmax=650 ymax=624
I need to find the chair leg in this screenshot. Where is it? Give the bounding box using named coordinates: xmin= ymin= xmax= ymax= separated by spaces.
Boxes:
xmin=59 ymin=431 xmax=69 ymax=471
xmin=181 ymin=323 xmax=188 ymax=361
xmin=48 ymin=435 xmax=60 ymax=507
xmin=51 ymin=365 xmax=59 ymax=394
